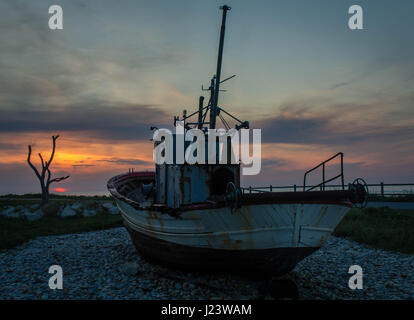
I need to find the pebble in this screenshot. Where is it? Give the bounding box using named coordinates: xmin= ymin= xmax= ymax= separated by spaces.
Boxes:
xmin=71 ymin=202 xmax=83 ymax=212
xmin=108 ymin=207 xmax=120 ymax=215
xmin=60 ymin=206 xmax=77 ymax=218
xmin=23 ymin=209 xmax=44 ymax=221
xmin=0 ymin=228 xmax=412 ymax=300
xmin=102 ymin=203 xmax=115 ymax=210
xmin=82 ymin=209 xmax=97 ymax=217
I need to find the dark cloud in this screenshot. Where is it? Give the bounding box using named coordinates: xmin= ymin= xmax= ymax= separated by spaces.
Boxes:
xmin=0 ymin=143 xmax=23 ymax=152
xmin=0 ymin=102 xmax=170 ymax=141
xmin=98 ymin=157 xmax=151 ymax=166
xmin=261 ymin=158 xmax=288 ymax=168
xmin=72 ymin=164 xmax=95 ymax=168
xmin=329 ymin=80 xmax=354 ymax=90
xmin=256 ymin=99 xmax=414 ymax=147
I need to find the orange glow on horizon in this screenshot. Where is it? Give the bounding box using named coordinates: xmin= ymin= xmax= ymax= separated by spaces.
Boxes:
xmin=1 ymin=131 xmax=412 ymax=194
xmin=0 ymin=132 xmax=154 ymax=173
xmin=0 ymin=132 xmax=393 ymax=176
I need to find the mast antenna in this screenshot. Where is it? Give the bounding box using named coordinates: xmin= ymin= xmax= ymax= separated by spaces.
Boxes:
xmin=210 ymin=5 xmax=231 ymax=129
xmin=176 ymin=6 xmax=248 ymax=131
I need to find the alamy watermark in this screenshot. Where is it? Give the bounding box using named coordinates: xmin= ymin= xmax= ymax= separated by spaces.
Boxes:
xmin=48 ymin=265 xmax=63 ymax=290
xmin=48 ymin=5 xmax=63 ymax=30
xmin=153 ymin=121 xmax=262 ymax=175
xmin=348 ymin=265 xmax=363 ymax=290
xmin=348 ymin=5 xmax=363 ymax=30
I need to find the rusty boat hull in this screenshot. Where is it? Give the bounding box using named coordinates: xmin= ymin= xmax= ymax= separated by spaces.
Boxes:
xmin=108 ymin=171 xmax=353 ymax=276
xmin=124 ymin=223 xmax=318 ymax=276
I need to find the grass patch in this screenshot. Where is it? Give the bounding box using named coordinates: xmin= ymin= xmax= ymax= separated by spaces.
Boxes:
xmin=368 ymin=194 xmax=414 ymax=202
xmin=334 ymin=207 xmax=414 ymax=254
xmin=0 ymin=199 xmax=114 ymax=208
xmin=0 ymin=193 xmax=110 ymax=200
xmin=0 ymin=194 xmax=111 ymax=207
xmin=0 ymin=213 xmax=123 ymax=251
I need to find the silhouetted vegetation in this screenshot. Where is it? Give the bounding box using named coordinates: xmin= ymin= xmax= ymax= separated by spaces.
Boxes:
xmin=334 ymin=207 xmax=414 ymax=254
xmin=0 ymin=212 xmax=122 ymax=251
xmin=368 ymin=194 xmax=414 ymax=202
xmin=0 ymin=193 xmax=109 ymax=199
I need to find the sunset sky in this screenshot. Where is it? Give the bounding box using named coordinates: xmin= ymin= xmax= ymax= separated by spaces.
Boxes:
xmin=1 ymin=0 xmax=414 ymax=195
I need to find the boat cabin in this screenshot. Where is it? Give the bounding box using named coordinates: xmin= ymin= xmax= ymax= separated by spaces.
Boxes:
xmin=154 ymin=134 xmax=240 ymax=208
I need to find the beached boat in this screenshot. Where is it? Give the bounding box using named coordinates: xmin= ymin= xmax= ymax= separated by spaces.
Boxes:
xmin=108 ymin=5 xmax=367 ymax=276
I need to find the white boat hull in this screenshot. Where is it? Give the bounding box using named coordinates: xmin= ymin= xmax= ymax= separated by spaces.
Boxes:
xmin=117 ymin=201 xmax=349 ymax=249
xmin=115 ymin=199 xmax=350 ymax=275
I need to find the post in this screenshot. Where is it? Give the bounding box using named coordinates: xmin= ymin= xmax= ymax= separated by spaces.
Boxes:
xmin=270 ymin=185 xmax=272 ymax=192
xmin=322 ymin=163 xmax=325 ymax=191
xmin=340 ymin=153 xmax=344 ymax=190
xmin=210 ymin=5 xmax=231 ymax=129
xmin=294 ymin=184 xmax=297 ymax=192
xmin=381 ymin=182 xmax=384 ymax=199
xmin=198 ymin=96 xmax=204 ymax=129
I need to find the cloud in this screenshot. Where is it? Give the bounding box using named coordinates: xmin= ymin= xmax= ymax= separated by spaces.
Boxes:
xmin=260 ymin=158 xmax=288 ymax=169
xmin=72 ymin=164 xmax=95 ymax=168
xmin=0 ymin=142 xmax=22 ymax=152
xmin=98 ymin=157 xmax=151 ymax=166
xmin=0 ymin=1 xmax=190 ymax=150
xmin=0 ymin=0 xmax=189 ymax=114
xmin=0 ymin=102 xmax=170 ymax=142
xmin=256 ymin=95 xmax=414 ymax=148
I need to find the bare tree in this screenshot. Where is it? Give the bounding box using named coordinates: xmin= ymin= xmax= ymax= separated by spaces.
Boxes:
xmin=27 ymin=135 xmax=70 ymax=205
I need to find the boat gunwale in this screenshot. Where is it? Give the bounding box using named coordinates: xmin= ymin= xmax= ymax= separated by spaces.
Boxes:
xmin=107 ymin=171 xmax=354 ymax=213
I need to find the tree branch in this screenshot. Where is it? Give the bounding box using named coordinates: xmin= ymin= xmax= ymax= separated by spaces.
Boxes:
xmin=38 ymin=153 xmax=45 ymax=169
xmin=48 ymin=175 xmax=70 ymax=185
xmin=46 ymin=165 xmax=51 ymax=185
xmin=46 ymin=135 xmax=59 ymax=170
xmin=27 ymin=145 xmax=41 ymax=180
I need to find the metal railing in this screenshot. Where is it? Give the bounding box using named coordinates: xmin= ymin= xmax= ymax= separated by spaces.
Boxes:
xmin=303 ymin=152 xmax=344 ymax=192
xmin=241 ymin=182 xmax=414 ymax=199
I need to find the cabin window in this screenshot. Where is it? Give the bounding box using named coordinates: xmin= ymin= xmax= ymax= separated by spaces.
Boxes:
xmin=210 ymin=167 xmax=234 ymax=196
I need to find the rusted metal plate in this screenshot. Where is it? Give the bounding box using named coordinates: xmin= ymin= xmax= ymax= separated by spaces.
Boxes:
xmin=156 ymin=165 xmax=166 ymax=204
xmin=155 ymin=163 xmax=240 ymax=208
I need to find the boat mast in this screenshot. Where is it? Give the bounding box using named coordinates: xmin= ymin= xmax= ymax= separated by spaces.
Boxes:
xmin=210 ymin=5 xmax=231 ymax=129
xmin=178 ymin=5 xmax=247 ymax=131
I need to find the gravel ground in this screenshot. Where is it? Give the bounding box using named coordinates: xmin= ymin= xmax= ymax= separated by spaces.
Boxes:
xmin=0 ymin=227 xmax=413 ymax=300
xmin=292 ymin=237 xmax=414 ymax=300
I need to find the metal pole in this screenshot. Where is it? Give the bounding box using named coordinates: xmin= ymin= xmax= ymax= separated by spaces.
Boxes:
xmin=198 ymin=96 xmax=204 ymax=129
xmin=341 ymin=153 xmax=344 ymax=190
xmin=210 ymin=5 xmax=231 ymax=129
xmin=322 ymin=163 xmax=325 ymax=191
